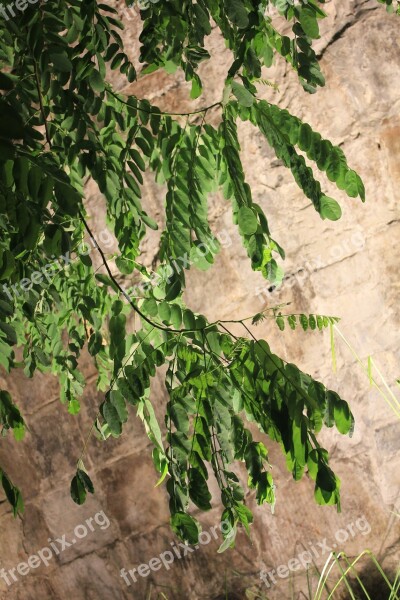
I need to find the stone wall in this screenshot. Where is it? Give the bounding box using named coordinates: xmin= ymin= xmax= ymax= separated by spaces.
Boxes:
xmin=1 ymin=1 xmax=399 ymax=598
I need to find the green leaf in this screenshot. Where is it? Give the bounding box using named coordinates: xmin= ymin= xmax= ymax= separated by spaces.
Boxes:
xmin=117 ymin=378 xmax=139 ymax=405
xmin=103 ymin=402 xmax=122 ymax=436
xmin=183 ymin=309 xmax=196 ymax=330
xmin=165 ymin=276 xmax=182 ymax=302
xmin=13 ymin=422 xmax=25 ymax=441
xmin=345 ymin=169 xmax=365 ymax=201
xmin=314 ymin=486 xmax=337 ymax=506
xmin=70 ymin=474 xmax=86 ymax=505
xmin=50 ymin=53 xmax=73 ymax=72
xmin=0 ymin=250 xmax=16 ymax=281
xmin=333 ymin=398 xmax=353 ymax=435
xmin=188 ymin=468 xmax=212 ymax=510
xmin=170 ymin=304 xmax=182 ymax=329
xmin=141 ymin=213 xmax=159 ymax=230
xmin=355 ymin=172 xmax=366 ymax=202
xmin=89 ymin=70 xmax=105 ymax=93
xmin=68 ymin=399 xmax=81 ymax=415
xmin=235 ymin=503 xmax=253 ymax=535
xmin=138 ymin=397 xmax=164 ymax=451
xmin=0 ymin=322 xmax=17 ymax=345
xmin=1 ymin=471 xmax=24 ymax=516
xmin=217 ymin=524 xmax=237 ymax=553
xmin=190 ymin=75 xmax=202 ymax=100
xmin=326 ymin=148 xmax=346 ymax=184
xmin=307 ymin=449 xmax=319 ymax=481
xmin=298 ymin=123 xmax=313 ymax=152
xmin=316 ymin=464 xmax=336 ymax=493
xmin=88 ymin=331 xmax=103 ymax=356
xmin=299 ymin=7 xmax=320 ymax=39
xmin=224 ymin=0 xmax=249 ymax=28
xmin=142 ymin=298 xmax=158 ymax=317
xmin=54 ymin=181 xmax=81 ymax=216
xmin=319 ymin=196 xmax=342 ymax=221
xmin=110 ymin=390 xmax=128 ymax=424
xmin=231 ymin=81 xmax=254 ymax=107
xmin=300 ymin=314 xmax=309 ymax=331
xmin=170 ymin=512 xmax=200 ymax=544
xmin=158 ymin=301 xmax=171 ymax=324
xmin=238 ymin=206 xmax=258 ymax=235
xmin=77 ymin=469 xmax=95 ymax=494
xmin=170 ymin=404 xmax=189 ymax=434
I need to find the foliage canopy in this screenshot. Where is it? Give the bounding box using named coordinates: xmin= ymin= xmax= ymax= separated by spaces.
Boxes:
xmin=0 ymin=0 xmax=397 ymax=547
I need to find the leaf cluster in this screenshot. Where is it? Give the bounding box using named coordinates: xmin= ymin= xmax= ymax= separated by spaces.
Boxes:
xmin=0 ymin=0 xmax=394 ymax=544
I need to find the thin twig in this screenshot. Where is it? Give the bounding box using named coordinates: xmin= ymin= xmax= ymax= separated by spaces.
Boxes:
xmin=33 ymin=60 xmax=51 ymax=148
xmin=106 ymin=87 xmax=222 ymax=117
xmin=78 ymin=209 xmax=287 ymax=335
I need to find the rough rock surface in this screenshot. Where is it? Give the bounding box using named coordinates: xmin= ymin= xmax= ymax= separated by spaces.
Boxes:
xmin=1 ymin=1 xmax=400 ymax=599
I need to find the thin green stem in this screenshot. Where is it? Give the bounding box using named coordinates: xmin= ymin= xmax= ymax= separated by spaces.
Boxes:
xmin=334 ymin=326 xmax=400 ymax=419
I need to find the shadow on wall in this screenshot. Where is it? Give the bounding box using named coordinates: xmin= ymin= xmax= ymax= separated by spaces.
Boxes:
xmin=210 ymin=565 xmax=399 ymax=599
xmin=346 ymin=564 xmax=399 ymax=600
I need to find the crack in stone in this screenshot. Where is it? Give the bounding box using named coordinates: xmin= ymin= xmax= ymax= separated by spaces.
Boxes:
xmin=317 ymin=5 xmax=380 ymax=60
xmin=282 ymin=250 xmax=362 ymax=284
xmin=54 ymin=537 xmax=121 ymax=568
